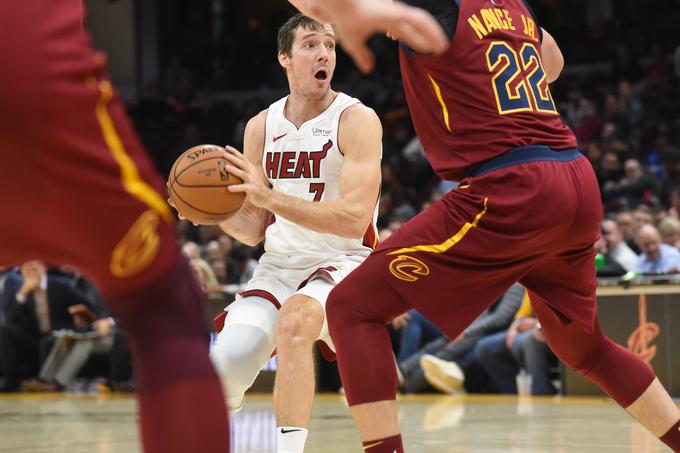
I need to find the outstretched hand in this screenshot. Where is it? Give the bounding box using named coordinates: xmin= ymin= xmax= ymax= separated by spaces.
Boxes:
xmin=292 ymin=0 xmax=448 ymax=73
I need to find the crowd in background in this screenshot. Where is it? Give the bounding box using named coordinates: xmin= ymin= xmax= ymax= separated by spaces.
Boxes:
xmin=1 ymin=1 xmax=680 ymax=394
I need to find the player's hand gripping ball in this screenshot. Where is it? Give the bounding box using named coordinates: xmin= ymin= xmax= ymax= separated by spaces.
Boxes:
xmin=167 ymin=144 xmax=245 ymax=224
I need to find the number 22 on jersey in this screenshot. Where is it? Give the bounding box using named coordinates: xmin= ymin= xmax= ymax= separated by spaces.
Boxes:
xmin=485 ymin=41 xmax=557 ymax=115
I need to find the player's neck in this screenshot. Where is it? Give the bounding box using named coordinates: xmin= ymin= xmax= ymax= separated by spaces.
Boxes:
xmin=284 ymin=90 xmax=337 ymax=128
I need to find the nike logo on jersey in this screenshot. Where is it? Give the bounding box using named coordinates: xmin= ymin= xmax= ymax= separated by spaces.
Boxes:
xmin=280 ymin=428 xmax=302 ymax=434
xmin=273 ymin=133 xmax=288 ymax=142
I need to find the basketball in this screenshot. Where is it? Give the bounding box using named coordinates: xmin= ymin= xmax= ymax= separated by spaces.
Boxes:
xmin=167 ymin=144 xmax=245 ymax=224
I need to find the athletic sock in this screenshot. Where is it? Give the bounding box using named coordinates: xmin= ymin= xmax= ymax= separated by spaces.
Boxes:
xmin=660 ymin=419 xmax=680 ymax=452
xmin=362 ymin=434 xmax=404 ymax=452
xmin=277 ymin=426 xmax=308 ymax=453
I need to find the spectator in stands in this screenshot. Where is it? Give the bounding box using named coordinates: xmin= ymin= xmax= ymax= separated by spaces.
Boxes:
xmin=617 ymin=80 xmax=643 ymax=127
xmin=206 ymin=240 xmax=224 ymax=262
xmin=601 ymin=219 xmax=639 ymax=272
xmin=599 ymin=152 xmax=622 ymax=189
xmin=669 ymin=187 xmax=680 ymax=220
xmin=563 ymin=84 xmax=588 ymax=128
xmin=658 ymin=217 xmax=680 ymax=249
xmin=39 ymin=304 xmax=116 ymax=390
xmin=391 ymin=311 xmax=442 ymax=363
xmin=228 ymin=246 xmax=257 ymax=285
xmin=0 ymin=262 xmax=98 ymax=391
xmin=602 ymin=95 xmax=630 ymax=138
xmin=616 ymin=210 xmax=636 ymax=244
xmin=475 ymin=296 xmax=556 ymax=395
xmin=396 ymin=283 xmax=526 ymax=394
xmin=584 ymin=142 xmax=602 ymax=168
xmin=603 ymin=159 xmax=658 ymax=207
xmin=594 ymin=231 xmax=627 ymax=277
xmin=189 ymin=258 xmax=219 ymax=291
xmin=181 ymin=241 xmax=202 ymax=260
xmin=574 ymin=101 xmax=602 ymax=144
xmin=633 ymin=205 xmax=655 ymax=231
xmin=210 ymin=259 xmax=229 ymax=285
xmin=217 ymin=235 xmax=234 ymax=257
xmin=635 ymin=224 xmax=680 ymax=273
xmin=45 ymin=267 xmax=132 ymax=391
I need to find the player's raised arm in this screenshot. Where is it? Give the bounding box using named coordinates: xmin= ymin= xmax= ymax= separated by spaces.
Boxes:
xmin=217 ymin=111 xmax=272 ymax=246
xmin=289 ymin=0 xmax=448 ymax=73
xmin=223 ymin=104 xmax=382 ymax=238
xmin=541 ymin=28 xmax=564 ymax=84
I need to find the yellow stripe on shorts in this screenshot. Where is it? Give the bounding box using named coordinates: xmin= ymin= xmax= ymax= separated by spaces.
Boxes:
xmin=387 ymin=197 xmax=488 ymax=255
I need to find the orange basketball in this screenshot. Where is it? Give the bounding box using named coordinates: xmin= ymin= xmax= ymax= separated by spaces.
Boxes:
xmin=167 ymin=144 xmax=245 ymax=224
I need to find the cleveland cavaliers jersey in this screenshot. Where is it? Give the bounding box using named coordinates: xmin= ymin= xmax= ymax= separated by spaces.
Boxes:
xmin=399 ymin=0 xmax=577 ymax=181
xmin=259 ymin=92 xmax=379 ymax=269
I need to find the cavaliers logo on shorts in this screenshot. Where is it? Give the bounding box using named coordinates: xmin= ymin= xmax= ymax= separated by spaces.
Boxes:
xmin=110 ymin=209 xmax=161 ymax=278
xmin=388 ymin=255 xmax=430 ymax=283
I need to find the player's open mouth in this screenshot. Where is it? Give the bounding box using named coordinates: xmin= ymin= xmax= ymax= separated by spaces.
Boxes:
xmin=314 ymin=69 xmax=328 ymax=81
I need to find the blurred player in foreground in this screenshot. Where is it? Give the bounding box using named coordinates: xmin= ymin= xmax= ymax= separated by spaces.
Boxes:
xmin=0 ymin=1 xmax=229 ymax=451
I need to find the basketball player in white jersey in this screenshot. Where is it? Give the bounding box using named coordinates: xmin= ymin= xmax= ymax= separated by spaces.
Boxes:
xmin=210 ymin=14 xmax=382 ymax=453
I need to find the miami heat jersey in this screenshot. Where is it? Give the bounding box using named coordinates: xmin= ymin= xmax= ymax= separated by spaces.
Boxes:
xmin=260 ymin=92 xmax=378 ymax=269
xmin=399 ymin=0 xmax=577 ymax=181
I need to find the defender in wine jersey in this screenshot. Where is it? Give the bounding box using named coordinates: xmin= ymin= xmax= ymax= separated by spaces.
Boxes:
xmin=207 ymin=14 xmax=382 ymax=453
xmin=0 ymin=1 xmax=230 ymax=452
xmin=325 ymin=1 xmax=680 ymax=452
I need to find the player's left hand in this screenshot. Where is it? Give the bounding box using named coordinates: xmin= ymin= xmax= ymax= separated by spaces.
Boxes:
xmin=166 ymin=194 xmax=201 ymax=226
xmin=223 ymin=146 xmax=271 ymax=208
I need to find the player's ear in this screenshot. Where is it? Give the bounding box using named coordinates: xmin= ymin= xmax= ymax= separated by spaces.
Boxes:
xmin=278 ymin=51 xmax=290 ymax=70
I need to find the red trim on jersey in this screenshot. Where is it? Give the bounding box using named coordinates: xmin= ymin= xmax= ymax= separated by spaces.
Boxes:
xmin=266 ymin=213 xmax=276 ymax=229
xmin=239 ymin=289 xmax=281 ymax=309
xmin=297 ymin=266 xmax=337 ymax=290
xmin=213 ymin=311 xmax=228 ymax=333
xmin=362 ymin=189 xmax=380 ymax=249
xmin=362 ymin=224 xmax=378 ymax=249
xmin=212 ymin=289 xmax=281 ymax=333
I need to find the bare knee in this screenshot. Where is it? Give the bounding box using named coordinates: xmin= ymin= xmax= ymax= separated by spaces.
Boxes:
xmin=277 ymin=296 xmax=324 ymax=353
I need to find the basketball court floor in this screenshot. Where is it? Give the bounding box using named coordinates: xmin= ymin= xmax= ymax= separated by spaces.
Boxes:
xmin=0 ymin=393 xmax=674 ymax=452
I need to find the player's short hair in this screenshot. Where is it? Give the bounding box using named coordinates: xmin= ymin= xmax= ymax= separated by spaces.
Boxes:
xmin=277 ymin=13 xmax=326 ymax=56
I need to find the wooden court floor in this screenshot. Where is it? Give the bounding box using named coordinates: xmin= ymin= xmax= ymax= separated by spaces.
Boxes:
xmin=0 ymin=393 xmax=675 ymax=452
